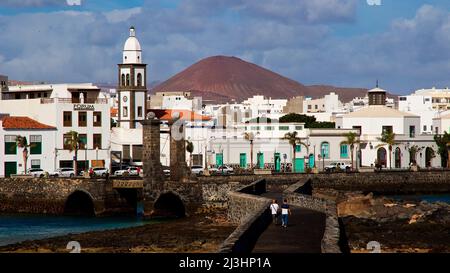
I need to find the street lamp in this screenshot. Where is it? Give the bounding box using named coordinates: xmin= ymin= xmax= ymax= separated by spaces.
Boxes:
xmin=96 ymin=147 xmax=99 ymax=161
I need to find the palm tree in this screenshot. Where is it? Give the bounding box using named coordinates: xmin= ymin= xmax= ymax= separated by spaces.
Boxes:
xmin=15 ymin=136 xmax=32 ymax=174
xmin=65 ymin=131 xmax=82 ymax=176
xmin=342 ymin=132 xmax=360 ymax=171
xmin=186 ymin=140 xmax=194 ymax=167
xmin=282 ymin=132 xmax=308 ymax=172
xmin=377 ymin=130 xmax=398 ymax=169
xmin=244 ymin=132 xmax=255 ymax=169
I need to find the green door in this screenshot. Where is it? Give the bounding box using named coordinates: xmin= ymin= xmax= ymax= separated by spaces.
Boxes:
xmin=309 ymin=154 xmax=315 ymax=168
xmin=5 ymin=162 xmax=17 ymax=178
xmin=274 ymin=153 xmax=281 ymax=172
xmin=257 ymin=153 xmax=264 ymax=169
xmin=239 ymin=153 xmax=247 ymax=168
xmin=294 ymin=158 xmax=305 ymax=173
xmin=216 ymin=153 xmax=223 ymax=167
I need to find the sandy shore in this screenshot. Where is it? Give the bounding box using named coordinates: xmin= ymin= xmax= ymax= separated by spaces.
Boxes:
xmin=0 ymin=209 xmax=236 ymax=253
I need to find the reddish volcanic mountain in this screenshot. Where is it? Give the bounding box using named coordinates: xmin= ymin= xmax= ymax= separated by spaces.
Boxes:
xmin=152 ymin=56 xmax=374 ymax=103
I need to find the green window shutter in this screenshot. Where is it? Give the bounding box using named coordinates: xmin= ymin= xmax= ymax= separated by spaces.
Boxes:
xmin=5 ymin=136 xmax=17 ymax=155
xmin=30 ymin=135 xmax=42 ymax=155
xmin=279 ymin=126 xmax=289 ymax=131
xmin=340 ymin=144 xmax=348 ymax=158
xmin=295 ymin=145 xmax=301 ymax=152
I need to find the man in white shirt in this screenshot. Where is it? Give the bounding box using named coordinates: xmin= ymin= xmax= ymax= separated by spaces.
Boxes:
xmin=270 ymin=199 xmax=280 ymax=224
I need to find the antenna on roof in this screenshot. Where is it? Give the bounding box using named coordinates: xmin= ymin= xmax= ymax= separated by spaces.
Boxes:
xmin=376 ymin=79 xmax=379 ymax=88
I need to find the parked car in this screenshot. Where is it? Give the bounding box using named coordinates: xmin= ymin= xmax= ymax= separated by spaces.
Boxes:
xmin=27 ymin=168 xmax=46 ymax=178
xmin=50 ymin=168 xmax=75 ymax=178
xmin=82 ymin=167 xmax=109 ymax=177
xmin=209 ymin=165 xmax=234 ymax=175
xmin=114 ymin=166 xmax=140 ymax=177
xmin=324 ymin=162 xmax=351 ymax=172
xmin=190 ymin=165 xmax=205 ymax=176
xmin=162 ymin=166 xmax=170 ymax=177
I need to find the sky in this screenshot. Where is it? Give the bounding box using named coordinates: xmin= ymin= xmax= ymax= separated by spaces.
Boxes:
xmin=1 ymin=0 xmax=450 ymax=94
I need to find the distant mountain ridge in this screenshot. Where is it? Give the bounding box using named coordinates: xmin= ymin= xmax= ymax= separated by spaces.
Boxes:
xmin=152 ymin=55 xmax=395 ymax=103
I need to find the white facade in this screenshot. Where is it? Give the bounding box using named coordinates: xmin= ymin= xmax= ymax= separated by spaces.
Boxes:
xmin=433 ymin=111 xmax=450 ymax=135
xmin=414 ymin=87 xmax=450 ymax=111
xmin=0 ymin=83 xmax=111 ymax=172
xmin=398 ymin=94 xmax=438 ymax=134
xmin=0 ymin=117 xmax=57 ymax=177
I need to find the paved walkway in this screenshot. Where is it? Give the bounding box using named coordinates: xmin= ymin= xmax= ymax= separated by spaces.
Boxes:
xmin=252 ymin=192 xmax=326 ymax=253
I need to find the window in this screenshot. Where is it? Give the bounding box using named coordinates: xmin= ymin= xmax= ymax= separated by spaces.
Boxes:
xmin=295 ymin=126 xmax=303 ymax=130
xmin=126 ymin=74 xmax=130 ymax=86
xmin=137 ymin=73 xmax=142 ymax=87
xmin=30 ymin=135 xmax=42 ymax=155
xmin=29 ymin=93 xmax=35 ymax=99
xmin=399 ymin=97 xmax=407 ymax=101
xmin=93 ymin=134 xmax=102 ymax=149
xmin=295 ymin=145 xmax=302 ymax=152
xmin=137 ymin=106 xmax=143 ymax=118
xmin=93 ymin=112 xmax=102 ymax=127
xmin=79 ymin=134 xmax=87 ymax=150
xmin=5 ymin=135 xmax=16 ymax=155
xmin=265 ymin=126 xmax=274 ymax=131
xmin=340 ymin=144 xmax=349 ymax=158
xmin=321 ymin=142 xmax=330 ymax=159
xmin=63 ymin=134 xmax=72 ymax=150
xmin=315 ymin=105 xmax=318 ymax=110
xmin=251 ymin=126 xmax=260 ymax=131
xmin=308 ymin=105 xmax=312 ymax=110
xmin=423 ymin=125 xmax=427 ymax=132
xmin=353 ymin=126 xmax=362 ymax=134
xmin=123 ymin=106 xmax=128 ymax=117
xmin=121 ymin=74 xmax=125 ymax=86
xmin=78 ymin=112 xmax=87 ymax=127
xmin=63 ymin=111 xmax=72 ymax=127
xmin=279 ymin=126 xmax=289 ymax=131
xmin=409 ymin=126 xmax=416 ymax=138
xmin=31 ymin=159 xmax=41 ymax=169
xmin=382 ymin=126 xmax=393 ymax=134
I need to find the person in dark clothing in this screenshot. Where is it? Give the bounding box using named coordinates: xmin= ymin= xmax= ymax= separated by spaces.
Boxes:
xmin=281 ymin=199 xmax=292 ymax=228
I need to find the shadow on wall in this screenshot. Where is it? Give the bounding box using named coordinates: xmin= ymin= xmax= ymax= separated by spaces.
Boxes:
xmin=64 ymin=190 xmax=95 ymax=216
xmin=153 ymin=192 xmax=186 ymax=218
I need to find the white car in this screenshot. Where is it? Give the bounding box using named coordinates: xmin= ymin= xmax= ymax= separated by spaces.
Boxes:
xmin=27 ymin=168 xmax=46 ymax=178
xmin=324 ymin=162 xmax=352 ymax=172
xmin=82 ymin=167 xmax=109 ymax=177
xmin=114 ymin=166 xmax=140 ymax=176
xmin=190 ymin=165 xmax=204 ymax=176
xmin=50 ymin=168 xmax=75 ymax=178
xmin=209 ymin=165 xmax=234 ymax=175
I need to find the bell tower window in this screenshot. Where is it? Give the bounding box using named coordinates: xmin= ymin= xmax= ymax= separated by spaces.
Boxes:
xmin=126 ymin=74 xmax=130 ymax=86
xmin=137 ymin=73 xmax=142 ymax=87
xmin=121 ymin=74 xmax=125 ymax=86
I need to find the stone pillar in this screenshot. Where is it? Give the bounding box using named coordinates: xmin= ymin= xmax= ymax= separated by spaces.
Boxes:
xmin=142 ymin=113 xmax=165 ymax=189
xmin=169 ymin=115 xmax=189 ymax=182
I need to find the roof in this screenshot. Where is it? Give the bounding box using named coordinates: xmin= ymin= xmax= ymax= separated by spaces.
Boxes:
xmin=0 ymin=116 xmax=56 ymax=130
xmin=148 ymin=109 xmax=212 ymax=121
xmin=124 ymin=36 xmax=141 ymax=51
xmin=343 ymin=105 xmax=419 ymax=118
xmin=368 ymin=87 xmax=387 ymax=93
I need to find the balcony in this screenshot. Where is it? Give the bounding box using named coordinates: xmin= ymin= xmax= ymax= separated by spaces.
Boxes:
xmin=40 ymin=98 xmax=108 ymax=104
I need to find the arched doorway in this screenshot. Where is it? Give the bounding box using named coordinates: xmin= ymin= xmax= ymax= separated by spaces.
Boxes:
xmin=377 ymin=147 xmax=387 ymax=168
xmin=154 ymin=192 xmax=185 ymax=218
xmin=64 ymin=190 xmax=95 ymax=216
xmin=425 ymin=147 xmax=434 ymax=168
xmin=395 ymin=147 xmax=401 ymax=169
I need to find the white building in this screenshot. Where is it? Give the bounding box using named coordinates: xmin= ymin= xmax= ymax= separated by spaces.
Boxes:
xmin=0 ymin=83 xmax=111 ymax=172
xmin=414 ymin=87 xmax=450 ymax=111
xmin=398 ymin=94 xmax=437 ymax=134
xmin=0 ymin=115 xmax=57 ymax=177
xmin=336 ymin=87 xmax=440 ymax=169
xmin=433 ymin=111 xmax=450 ymax=135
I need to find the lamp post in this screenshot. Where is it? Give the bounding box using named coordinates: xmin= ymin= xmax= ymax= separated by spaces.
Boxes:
xmin=96 ymin=147 xmax=99 ymax=161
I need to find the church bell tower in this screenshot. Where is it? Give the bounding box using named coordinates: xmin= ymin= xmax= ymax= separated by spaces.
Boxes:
xmin=118 ymin=26 xmax=147 ymax=129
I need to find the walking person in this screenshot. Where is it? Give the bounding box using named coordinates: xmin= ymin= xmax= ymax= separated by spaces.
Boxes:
xmin=270 ymin=199 xmax=280 ymax=224
xmin=281 ymin=199 xmax=292 ymax=228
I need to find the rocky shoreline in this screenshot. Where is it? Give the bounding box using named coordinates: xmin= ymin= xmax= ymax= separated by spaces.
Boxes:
xmin=327 ymin=191 xmax=450 ymax=253
xmin=0 ymin=209 xmax=236 ymax=253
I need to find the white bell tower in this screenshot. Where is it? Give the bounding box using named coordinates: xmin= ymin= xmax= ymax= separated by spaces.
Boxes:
xmin=118 ymin=26 xmax=147 ymax=129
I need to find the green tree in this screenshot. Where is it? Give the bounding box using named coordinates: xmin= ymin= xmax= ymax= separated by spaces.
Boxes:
xmin=342 ymin=132 xmax=360 ymax=171
xmin=282 ymin=131 xmax=308 ymax=172
xmin=186 ymin=140 xmax=194 ymax=167
xmin=64 ymin=131 xmax=82 ymax=176
xmin=434 ymin=131 xmax=450 ymax=167
xmin=377 ymin=130 xmax=398 ymax=169
xmin=244 ymin=132 xmax=255 ymax=169
xmin=279 ymin=113 xmax=335 ymax=128
xmin=15 ymin=136 xmax=32 ymax=174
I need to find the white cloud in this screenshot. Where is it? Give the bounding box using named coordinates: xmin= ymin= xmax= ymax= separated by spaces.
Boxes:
xmin=66 ymin=0 xmax=81 ymax=6
xmin=104 ymin=7 xmax=142 ymax=23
